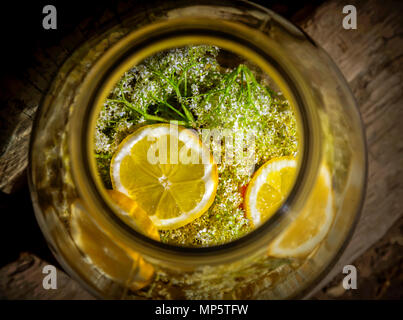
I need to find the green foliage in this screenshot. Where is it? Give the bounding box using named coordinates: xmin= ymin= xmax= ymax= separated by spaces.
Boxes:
xmin=94 ymin=45 xmax=298 ymax=246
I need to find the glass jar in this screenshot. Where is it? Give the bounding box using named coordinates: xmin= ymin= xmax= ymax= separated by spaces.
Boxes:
xmin=28 ymin=0 xmax=367 ymax=299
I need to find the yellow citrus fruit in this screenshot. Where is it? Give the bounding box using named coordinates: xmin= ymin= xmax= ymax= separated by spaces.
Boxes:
xmin=106 ymin=189 xmax=160 ymax=241
xmin=268 ymin=165 xmax=334 ymax=258
xmin=245 ymin=157 xmax=297 ymax=227
xmin=110 ymin=124 xmax=218 ymax=230
xmin=70 ymin=200 xmax=155 ymax=290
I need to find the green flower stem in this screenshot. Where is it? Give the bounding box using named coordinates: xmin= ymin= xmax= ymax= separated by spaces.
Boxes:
xmin=187 ymin=89 xmax=225 ymax=99
xmin=150 ymin=93 xmax=186 ymax=119
xmin=184 ymin=71 xmax=187 ymax=96
xmin=107 ymin=99 xmax=187 ymax=125
xmin=179 ymin=63 xmax=198 ymax=97
xmin=238 ymin=68 xmax=244 ymax=103
xmin=219 ymin=65 xmax=242 ymax=106
xmin=152 ymin=70 xmax=195 ymax=125
xmin=108 ymin=99 xmax=145 ymax=116
xmin=244 ymin=69 xmax=253 ymax=106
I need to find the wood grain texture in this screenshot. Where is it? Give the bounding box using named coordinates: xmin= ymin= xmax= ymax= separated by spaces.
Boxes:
xmin=300 ymin=0 xmax=403 ymax=297
xmin=0 ymin=4 xmax=121 ymax=194
xmin=314 ymin=216 xmax=403 ymax=299
xmin=0 ymin=0 xmax=401 ymax=299
xmin=0 ymin=253 xmax=93 ymax=300
xmin=0 ymin=75 xmax=42 ymax=193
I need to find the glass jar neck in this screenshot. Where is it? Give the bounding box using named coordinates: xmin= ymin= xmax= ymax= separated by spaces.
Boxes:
xmin=68 ymin=17 xmax=321 ymax=269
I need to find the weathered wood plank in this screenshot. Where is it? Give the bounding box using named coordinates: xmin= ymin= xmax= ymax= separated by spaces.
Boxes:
xmin=0 ymin=2 xmax=135 ymax=195
xmin=0 ymin=74 xmax=42 ymax=193
xmin=314 ymin=217 xmax=403 ymax=299
xmin=300 ymin=0 xmax=403 ymax=297
xmin=0 ymin=253 xmax=94 ymax=300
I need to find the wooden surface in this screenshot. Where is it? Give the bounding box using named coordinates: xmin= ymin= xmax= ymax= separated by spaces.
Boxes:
xmin=0 ymin=0 xmax=402 ymax=299
xmin=315 ymin=216 xmax=403 ymax=299
xmin=0 ymin=253 xmax=94 ymax=300
xmin=301 ymin=0 xmax=403 ymax=298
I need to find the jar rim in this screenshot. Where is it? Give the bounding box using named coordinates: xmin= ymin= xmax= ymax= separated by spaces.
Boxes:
xmin=67 ymin=16 xmax=319 ymax=268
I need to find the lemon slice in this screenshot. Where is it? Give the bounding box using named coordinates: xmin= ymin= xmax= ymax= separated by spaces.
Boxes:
xmin=106 ymin=189 xmax=160 ymax=241
xmin=268 ymin=165 xmax=334 ymax=258
xmin=70 ymin=200 xmax=155 ymax=290
xmin=245 ymin=157 xmax=297 ymax=227
xmin=110 ymin=124 xmax=218 ymax=230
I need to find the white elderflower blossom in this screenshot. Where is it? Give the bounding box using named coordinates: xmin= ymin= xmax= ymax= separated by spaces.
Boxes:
xmin=94 ymin=45 xmax=298 ymax=247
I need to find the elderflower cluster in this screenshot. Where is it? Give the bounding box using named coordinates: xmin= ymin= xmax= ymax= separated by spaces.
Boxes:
xmin=94 ymin=45 xmax=298 ymax=247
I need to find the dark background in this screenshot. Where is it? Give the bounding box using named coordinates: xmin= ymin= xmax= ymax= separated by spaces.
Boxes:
xmin=1 ymin=0 xmax=322 ymax=74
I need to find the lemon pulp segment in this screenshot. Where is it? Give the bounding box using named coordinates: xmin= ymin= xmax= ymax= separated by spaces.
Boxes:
xmin=245 ymin=157 xmax=297 ymax=227
xmin=268 ymin=165 xmax=334 ymax=258
xmin=110 ymin=124 xmax=218 ymax=230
